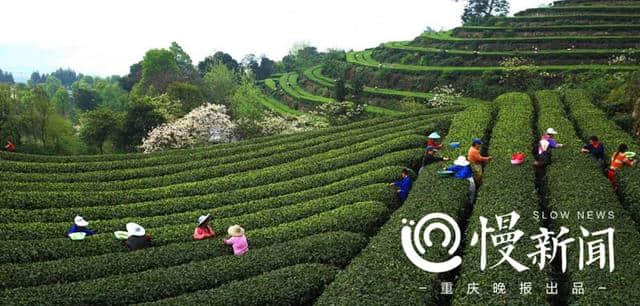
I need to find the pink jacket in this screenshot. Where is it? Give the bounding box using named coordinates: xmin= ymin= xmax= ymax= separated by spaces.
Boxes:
xmin=224 ymin=235 xmax=249 ymax=256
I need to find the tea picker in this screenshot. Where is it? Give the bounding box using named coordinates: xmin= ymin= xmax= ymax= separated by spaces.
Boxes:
xmin=389 ymin=168 xmax=412 ymax=203
xmin=608 ymin=143 xmax=635 ymax=190
xmin=419 ymin=146 xmax=449 ymax=174
xmin=224 ymin=225 xmax=249 ymax=256
xmin=535 ymin=128 xmax=563 ymax=168
xmin=467 ymin=138 xmax=492 ymax=185
xmin=193 ymin=214 xmax=216 ymax=241
xmin=446 ymin=156 xmax=476 ymax=203
xmin=120 ymin=223 xmax=152 ymax=251
xmin=68 ymin=215 xmax=96 ymax=240
xmin=426 ymin=132 xmax=443 ymax=150
xmin=4 ymin=140 xmax=15 ymax=152
xmin=581 ymin=136 xmax=605 ymax=160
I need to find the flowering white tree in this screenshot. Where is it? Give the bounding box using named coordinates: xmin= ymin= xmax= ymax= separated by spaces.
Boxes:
xmin=316 ymin=101 xmax=366 ymax=125
xmin=235 ymin=112 xmax=323 ymax=138
xmin=429 ymin=85 xmax=462 ymax=107
xmin=140 ymin=103 xmax=236 ymax=153
xmin=257 ymin=113 xmax=320 ymax=135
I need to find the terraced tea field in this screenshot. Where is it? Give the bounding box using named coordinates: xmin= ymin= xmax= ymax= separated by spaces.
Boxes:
xmin=0 ymin=109 xmax=461 ymax=304
xmin=4 ymin=0 xmax=640 ymax=304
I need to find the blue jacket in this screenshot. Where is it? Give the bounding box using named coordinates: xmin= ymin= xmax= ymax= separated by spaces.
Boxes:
xmin=394 ymin=176 xmax=412 ymax=201
xmin=447 ymin=165 xmax=473 ymax=179
xmin=68 ymin=225 xmax=96 ymax=236
xmin=583 ymin=142 xmax=605 ymax=160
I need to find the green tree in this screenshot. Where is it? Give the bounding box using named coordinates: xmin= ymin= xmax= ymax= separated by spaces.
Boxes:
xmin=117 ymin=97 xmax=167 ymax=151
xmin=147 ymin=93 xmax=183 ymax=121
xmin=52 ymin=88 xmax=74 ymax=118
xmin=29 ymin=72 xmax=46 ymax=85
xmin=93 ymin=77 xmax=128 ymax=111
xmin=255 ymin=56 xmax=275 ymax=80
xmin=44 ymin=75 xmax=63 ymax=98
xmin=169 ymin=42 xmax=199 ymax=82
xmin=0 ymin=84 xmax=21 ymax=144
xmin=460 ymin=0 xmax=510 ymax=23
xmin=229 ymin=80 xmax=265 ymax=120
xmin=52 ymin=68 xmax=78 ymax=87
xmin=46 ymin=112 xmax=81 ymax=155
xmin=0 ymin=69 xmax=15 ymax=84
xmin=197 ymin=51 xmax=239 ymax=76
xmin=167 ymin=82 xmax=204 ymax=113
xmin=72 ymin=86 xmax=101 ymax=111
xmin=23 ymin=86 xmax=54 ymax=147
xmin=119 ymin=62 xmax=142 ymax=91
xmin=202 ymin=63 xmax=238 ymax=104
xmin=133 ymin=49 xmax=180 ymax=96
xmin=241 ymin=54 xmax=260 ymax=76
xmin=80 ymin=108 xmax=122 ymax=153
xmin=334 ymin=78 xmax=346 ymax=102
xmin=350 ymin=74 xmax=365 ymax=98
xmin=281 ymin=54 xmax=296 ymax=72
xmin=285 ymin=43 xmax=323 ymax=70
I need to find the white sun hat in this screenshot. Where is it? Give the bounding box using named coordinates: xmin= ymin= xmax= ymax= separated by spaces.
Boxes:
xmin=197 ymin=214 xmax=211 ymax=226
xmin=428 ymin=132 xmax=441 ymax=139
xmin=74 ymin=215 xmax=89 ymax=227
xmin=454 ymin=156 xmax=470 ymax=167
xmin=546 ymin=128 xmax=558 ymax=135
xmin=227 ymin=225 xmax=245 ymax=237
xmin=126 ymin=223 xmax=146 ymax=237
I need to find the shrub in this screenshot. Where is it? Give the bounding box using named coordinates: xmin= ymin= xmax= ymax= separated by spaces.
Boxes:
xmin=536 ymin=90 xmax=640 ymax=304
xmin=0 ymin=107 xmax=455 ymax=171
xmin=0 ymin=155 xmax=419 ymax=224
xmin=561 ymin=89 xmax=640 ymax=220
xmin=0 ymin=134 xmax=428 ymax=209
xmin=0 ymin=115 xmax=445 ymax=189
xmin=0 ymin=201 xmax=386 ymax=288
xmin=318 ymin=103 xmax=493 ymax=304
xmin=452 ymin=93 xmax=548 ymax=304
xmin=142 ymin=264 xmax=338 ymax=306
xmin=0 ymin=183 xmax=395 ymax=241
xmin=0 ymin=231 xmax=368 ymax=305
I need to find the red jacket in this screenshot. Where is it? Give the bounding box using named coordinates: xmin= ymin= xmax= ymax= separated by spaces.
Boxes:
xmin=426 ymin=139 xmax=442 ymax=149
xmin=193 ymin=225 xmax=215 ymax=240
xmin=5 ymin=142 xmax=15 ymax=152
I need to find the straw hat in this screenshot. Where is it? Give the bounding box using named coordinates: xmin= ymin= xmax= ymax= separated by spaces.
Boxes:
xmin=197 ymin=214 xmax=210 ymax=226
xmin=227 ymin=225 xmax=245 ymax=237
xmin=546 ymin=128 xmax=558 ymax=135
xmin=454 ymin=156 xmax=470 ymax=167
xmin=126 ymin=223 xmax=146 ymax=237
xmin=428 ymin=132 xmax=441 ymax=139
xmin=74 ymin=215 xmax=88 ymax=227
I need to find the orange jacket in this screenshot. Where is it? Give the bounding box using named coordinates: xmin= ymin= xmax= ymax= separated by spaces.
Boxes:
xmin=468 ymin=146 xmax=490 ymax=165
xmin=610 ymin=152 xmax=634 ymax=171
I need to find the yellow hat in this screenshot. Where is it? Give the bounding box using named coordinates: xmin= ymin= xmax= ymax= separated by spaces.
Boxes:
xmin=227 ymin=225 xmax=245 ymax=237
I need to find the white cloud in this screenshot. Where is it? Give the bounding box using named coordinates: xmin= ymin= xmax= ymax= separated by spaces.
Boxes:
xmin=0 ymin=0 xmax=552 ymax=80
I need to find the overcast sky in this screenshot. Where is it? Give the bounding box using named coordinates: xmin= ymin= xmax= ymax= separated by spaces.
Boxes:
xmin=0 ymin=0 xmax=551 ymax=82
